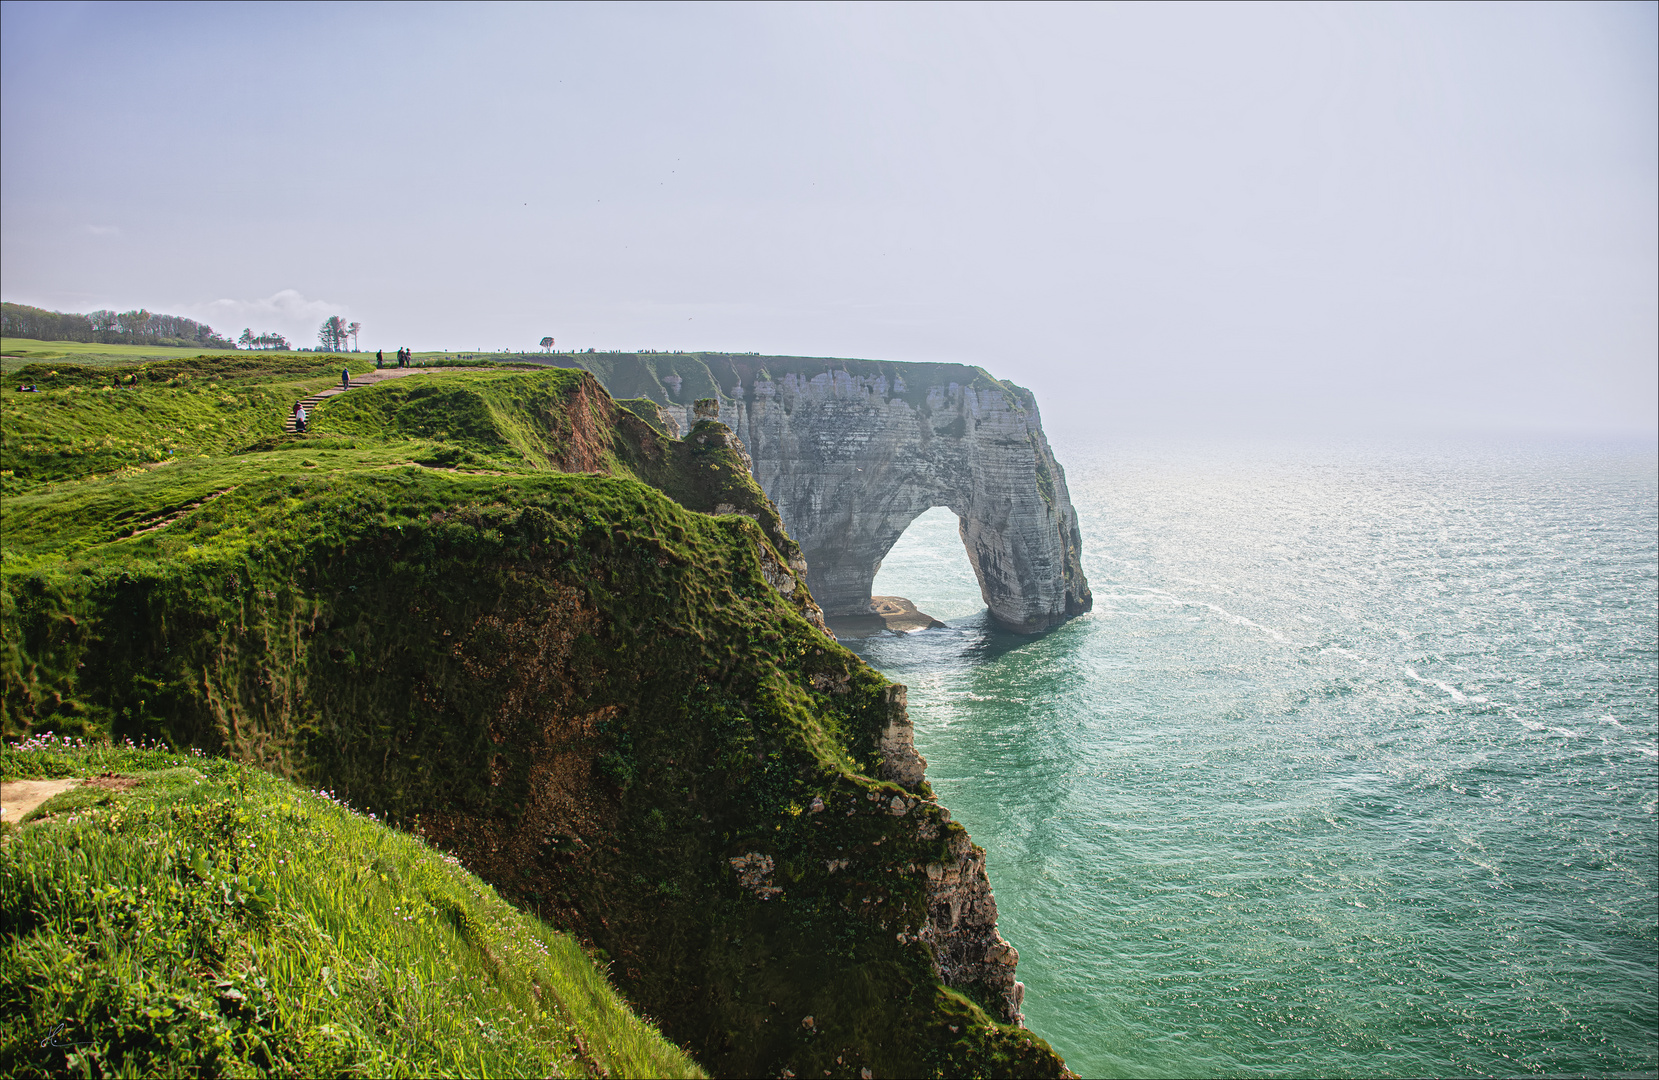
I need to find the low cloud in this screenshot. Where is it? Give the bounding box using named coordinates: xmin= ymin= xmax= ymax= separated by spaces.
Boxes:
xmin=185 ymin=290 xmax=348 ymax=348
xmin=84 ymin=225 xmax=119 ymax=236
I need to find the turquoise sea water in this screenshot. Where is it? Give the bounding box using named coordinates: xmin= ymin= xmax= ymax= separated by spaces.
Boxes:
xmin=846 ymin=436 xmax=1658 ymax=1079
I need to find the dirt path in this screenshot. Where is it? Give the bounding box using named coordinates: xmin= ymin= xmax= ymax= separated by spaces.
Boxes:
xmin=284 ymin=366 xmax=444 ymax=433
xmin=1 ymin=778 xmax=80 ymax=824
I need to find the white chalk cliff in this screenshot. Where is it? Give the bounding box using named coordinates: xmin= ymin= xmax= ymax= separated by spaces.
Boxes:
xmin=552 ymin=353 xmax=1092 ymax=633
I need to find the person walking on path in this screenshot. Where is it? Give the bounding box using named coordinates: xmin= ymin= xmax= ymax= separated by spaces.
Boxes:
xmin=341 ymin=367 xmax=350 ymax=391
xmin=376 ymin=349 xmax=384 ymax=369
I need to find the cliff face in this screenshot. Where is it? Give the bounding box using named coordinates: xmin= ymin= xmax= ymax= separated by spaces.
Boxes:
xmin=880 ymin=685 xmax=1026 ymax=1020
xmin=543 ymin=353 xmax=1092 ymax=633
xmin=0 ymin=363 xmax=1066 ymax=1079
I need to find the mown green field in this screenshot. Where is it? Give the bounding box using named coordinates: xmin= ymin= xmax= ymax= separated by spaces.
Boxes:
xmin=1 ymin=736 xmax=703 ymax=1078
xmin=2 ymin=337 xmax=558 ymax=374
xmin=2 ymin=336 xmax=253 ymax=371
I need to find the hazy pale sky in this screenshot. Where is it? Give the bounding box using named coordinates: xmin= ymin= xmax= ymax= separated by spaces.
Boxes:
xmin=3 ymin=1 xmax=1654 ymax=437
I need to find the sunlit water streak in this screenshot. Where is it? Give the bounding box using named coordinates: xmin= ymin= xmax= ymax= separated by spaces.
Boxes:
xmin=846 ymin=436 xmax=1657 ymax=1078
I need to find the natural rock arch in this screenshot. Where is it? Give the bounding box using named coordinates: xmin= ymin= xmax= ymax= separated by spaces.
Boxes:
xmin=538 ymin=352 xmax=1093 ymax=633
xmin=723 ymin=361 xmax=1092 ymax=633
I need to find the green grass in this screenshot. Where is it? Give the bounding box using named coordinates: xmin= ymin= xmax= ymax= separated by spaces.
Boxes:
xmin=0 ymin=359 xmax=558 ymax=497
xmin=2 ymin=336 xmax=252 ymax=369
xmin=614 ymin=398 xmax=676 ymax=437
xmin=0 ymin=354 xmax=1069 ymax=1078
xmin=0 ymin=338 xmax=541 ymax=376
xmin=1 ymin=735 xmax=704 ymax=1078
xmin=2 ymin=371 xmax=359 ymax=495
xmin=307 ymin=368 xmax=593 ymax=468
xmin=0 ymin=337 xmax=555 ymax=372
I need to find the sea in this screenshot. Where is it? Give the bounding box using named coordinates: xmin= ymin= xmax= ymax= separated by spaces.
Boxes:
xmin=842 ymin=434 xmax=1658 ymax=1079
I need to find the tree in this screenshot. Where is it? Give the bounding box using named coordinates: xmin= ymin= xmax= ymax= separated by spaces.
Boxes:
xmin=318 ymin=315 xmax=348 ymax=352
xmin=117 ymin=309 xmax=152 ymax=338
xmin=238 ymin=328 xmax=254 ymax=350
xmin=347 ymin=322 xmax=361 ymax=352
xmin=540 ymin=336 xmax=554 ymax=352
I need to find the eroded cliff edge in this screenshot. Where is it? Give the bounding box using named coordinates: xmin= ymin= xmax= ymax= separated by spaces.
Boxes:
xmin=542 ymin=353 xmax=1093 ymax=633
xmin=0 ymin=361 xmax=1066 ymax=1078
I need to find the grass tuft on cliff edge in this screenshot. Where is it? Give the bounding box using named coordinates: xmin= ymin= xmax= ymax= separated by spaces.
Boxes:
xmin=1 ymin=736 xmax=701 ymax=1078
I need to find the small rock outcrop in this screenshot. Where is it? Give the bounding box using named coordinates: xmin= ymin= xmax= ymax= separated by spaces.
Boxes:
xmin=920 ymin=828 xmax=1026 ymax=1024
xmin=877 ymin=684 xmax=928 ymax=789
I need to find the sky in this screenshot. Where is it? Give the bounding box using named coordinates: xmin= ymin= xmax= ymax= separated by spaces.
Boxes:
xmin=2 ymin=1 xmax=1654 ymax=439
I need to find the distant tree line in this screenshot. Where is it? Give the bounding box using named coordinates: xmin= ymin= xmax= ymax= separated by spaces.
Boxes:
xmin=237 ymin=329 xmax=292 ymax=350
xmin=1 ymin=302 xmax=238 ymax=349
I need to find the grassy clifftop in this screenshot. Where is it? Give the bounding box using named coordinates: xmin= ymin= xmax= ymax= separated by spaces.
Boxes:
xmin=1 ymin=736 xmax=700 ymax=1077
xmin=1 ymin=357 xmax=1067 ymax=1077
xmin=531 ymin=351 xmax=1040 ymax=416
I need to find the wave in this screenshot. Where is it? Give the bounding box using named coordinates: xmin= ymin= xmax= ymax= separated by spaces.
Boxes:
xmin=1403 ymin=666 xmax=1468 ymax=703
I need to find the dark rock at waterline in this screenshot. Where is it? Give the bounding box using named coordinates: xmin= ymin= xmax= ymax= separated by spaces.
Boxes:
xmin=826 ymin=595 xmax=948 ymax=639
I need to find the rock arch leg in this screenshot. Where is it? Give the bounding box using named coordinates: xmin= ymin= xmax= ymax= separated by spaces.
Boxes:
xmin=798 ymin=505 xmax=931 ymax=616
xmin=957 ymin=494 xmax=1073 ymax=633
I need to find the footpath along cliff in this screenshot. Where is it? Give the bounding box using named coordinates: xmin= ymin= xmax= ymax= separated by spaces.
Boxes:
xmin=0 ymin=358 xmax=1069 ymax=1078
xmin=535 ymin=353 xmax=1093 ymax=633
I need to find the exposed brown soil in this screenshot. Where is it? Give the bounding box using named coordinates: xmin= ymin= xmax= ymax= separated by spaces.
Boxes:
xmin=84 ymin=773 xmax=141 ymax=792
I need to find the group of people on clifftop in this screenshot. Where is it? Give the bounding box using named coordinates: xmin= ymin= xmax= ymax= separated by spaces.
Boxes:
xmin=288 ymin=345 xmax=424 ymax=432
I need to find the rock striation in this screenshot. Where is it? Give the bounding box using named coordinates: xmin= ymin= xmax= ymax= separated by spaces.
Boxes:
xmin=545 ymin=353 xmax=1093 ymax=633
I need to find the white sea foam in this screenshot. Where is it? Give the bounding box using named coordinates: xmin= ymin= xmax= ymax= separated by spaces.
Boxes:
xmin=1548 ymin=727 xmax=1578 ymax=738
xmin=1464 ymin=856 xmax=1503 ymax=877
xmin=1140 ymin=588 xmax=1302 ymax=646
xmin=1518 ymin=719 xmax=1547 ymax=731
xmin=1403 ymin=667 xmax=1468 ymax=702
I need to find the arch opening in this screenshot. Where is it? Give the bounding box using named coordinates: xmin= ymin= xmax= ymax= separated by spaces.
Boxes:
xmin=869 ymin=506 xmax=985 ymax=623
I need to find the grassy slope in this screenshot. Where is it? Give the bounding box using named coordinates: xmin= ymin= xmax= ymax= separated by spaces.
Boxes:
xmin=1 ymin=354 xmax=375 ymax=494
xmin=1 ymin=737 xmax=701 ymax=1078
xmin=1 ymin=357 xmax=1067 ymax=1078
